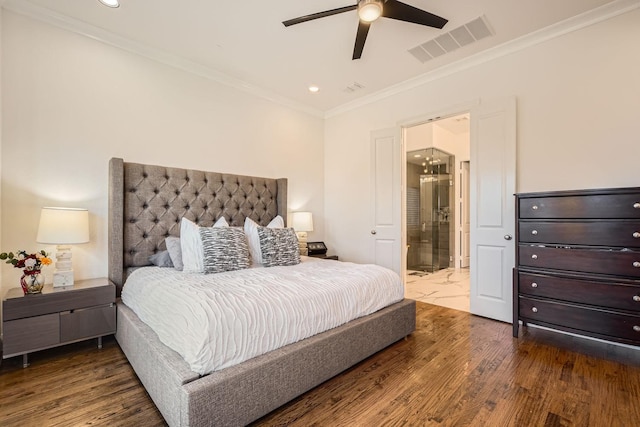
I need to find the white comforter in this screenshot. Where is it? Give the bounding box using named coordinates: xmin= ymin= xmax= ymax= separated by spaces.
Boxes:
xmin=121 ymin=257 xmax=404 ymax=375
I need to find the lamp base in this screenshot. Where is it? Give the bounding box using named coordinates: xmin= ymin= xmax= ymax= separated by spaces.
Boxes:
xmin=52 ymin=245 xmax=75 ymax=287
xmin=296 ymin=232 xmax=309 ymax=256
xmin=53 ymin=270 xmax=74 ymax=287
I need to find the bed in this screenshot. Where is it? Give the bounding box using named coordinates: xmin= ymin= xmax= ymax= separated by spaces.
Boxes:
xmin=108 ymin=157 xmax=416 ymax=426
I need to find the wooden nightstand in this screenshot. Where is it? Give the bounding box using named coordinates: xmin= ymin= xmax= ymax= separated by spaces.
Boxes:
xmin=2 ymin=277 xmax=116 ymax=367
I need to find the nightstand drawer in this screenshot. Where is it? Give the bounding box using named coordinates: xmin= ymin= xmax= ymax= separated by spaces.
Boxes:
xmin=3 ymin=313 xmax=59 ymax=356
xmin=60 ymin=304 xmax=116 ymax=342
xmin=3 ymin=278 xmax=116 ymax=321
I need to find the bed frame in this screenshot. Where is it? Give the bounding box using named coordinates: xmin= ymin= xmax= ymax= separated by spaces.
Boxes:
xmin=108 ymin=158 xmax=416 ymax=426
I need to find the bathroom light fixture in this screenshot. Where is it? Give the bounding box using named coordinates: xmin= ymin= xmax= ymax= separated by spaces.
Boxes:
xmin=308 ymin=85 xmax=320 ymax=93
xmin=358 ymin=0 xmax=383 ymax=22
xmin=98 ymin=0 xmax=120 ymax=8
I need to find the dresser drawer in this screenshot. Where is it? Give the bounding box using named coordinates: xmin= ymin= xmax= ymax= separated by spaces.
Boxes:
xmin=519 ymin=297 xmax=640 ymax=343
xmin=518 ymin=271 xmax=640 ymax=311
xmin=519 ymin=193 xmax=640 ymax=219
xmin=519 ymin=245 xmax=640 ymax=277
xmin=519 ymin=221 xmax=640 ymax=247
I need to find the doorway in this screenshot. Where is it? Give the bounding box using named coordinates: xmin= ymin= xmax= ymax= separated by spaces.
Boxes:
xmin=371 ymin=97 xmax=515 ymax=321
xmin=404 ymin=113 xmax=471 ymax=312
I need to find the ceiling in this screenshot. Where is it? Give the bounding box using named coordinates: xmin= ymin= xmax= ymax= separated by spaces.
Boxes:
xmin=5 ymin=0 xmax=620 ymax=115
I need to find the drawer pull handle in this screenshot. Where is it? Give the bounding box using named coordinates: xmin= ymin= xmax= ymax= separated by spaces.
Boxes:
xmin=531 ymin=282 xmax=538 ymax=288
xmin=634 ymin=232 xmax=640 ymax=239
xmin=634 ymin=262 xmax=640 ymax=268
xmin=532 ymin=205 xmax=539 ymax=210
xmin=531 ymin=254 xmax=538 ymax=260
xmin=532 ymin=307 xmax=538 ymax=313
xmin=531 ymin=230 xmax=538 ymax=235
xmin=634 ymin=326 xmax=640 ymax=332
xmin=633 ymin=295 xmax=640 ymax=302
xmin=634 ymin=203 xmax=640 ymax=209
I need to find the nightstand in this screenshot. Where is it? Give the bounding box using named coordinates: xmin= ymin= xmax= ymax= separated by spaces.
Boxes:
xmin=309 ymin=254 xmax=339 ymax=261
xmin=2 ymin=277 xmax=116 ymax=367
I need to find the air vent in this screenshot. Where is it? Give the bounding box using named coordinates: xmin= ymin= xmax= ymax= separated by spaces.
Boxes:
xmin=343 ymin=82 xmax=365 ymax=93
xmin=408 ymin=16 xmax=494 ymax=64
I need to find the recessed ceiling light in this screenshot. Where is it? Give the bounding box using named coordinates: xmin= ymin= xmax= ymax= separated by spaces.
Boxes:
xmin=98 ymin=0 xmax=120 ymax=8
xmin=308 ymin=85 xmax=320 ymax=93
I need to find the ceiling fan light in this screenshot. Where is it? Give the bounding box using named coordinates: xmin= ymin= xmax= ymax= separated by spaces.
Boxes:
xmin=358 ymin=0 xmax=383 ymax=23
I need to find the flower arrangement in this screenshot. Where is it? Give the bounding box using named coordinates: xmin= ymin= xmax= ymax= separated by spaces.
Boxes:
xmin=1 ymin=250 xmax=52 ymax=294
xmin=1 ymin=250 xmax=52 ymax=272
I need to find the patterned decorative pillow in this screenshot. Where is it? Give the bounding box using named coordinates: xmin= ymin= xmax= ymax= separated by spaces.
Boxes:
xmin=257 ymin=227 xmax=301 ymax=267
xmin=244 ymin=215 xmax=285 ymax=266
xmin=181 ymin=217 xmax=229 ymax=273
xmin=199 ymin=227 xmax=250 ymax=274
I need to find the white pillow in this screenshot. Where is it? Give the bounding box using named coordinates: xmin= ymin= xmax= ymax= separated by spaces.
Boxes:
xmin=244 ymin=215 xmax=284 ymax=266
xmin=165 ymin=236 xmax=183 ymax=271
xmin=180 ymin=216 xmax=229 ymax=273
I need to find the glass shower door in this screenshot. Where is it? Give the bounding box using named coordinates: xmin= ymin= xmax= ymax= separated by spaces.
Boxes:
xmin=406 ymin=147 xmax=454 ymax=273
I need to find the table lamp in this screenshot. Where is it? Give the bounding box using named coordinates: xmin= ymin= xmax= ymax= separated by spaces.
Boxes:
xmin=36 ymin=207 xmax=90 ymax=287
xmin=291 ymin=212 xmax=313 ymax=256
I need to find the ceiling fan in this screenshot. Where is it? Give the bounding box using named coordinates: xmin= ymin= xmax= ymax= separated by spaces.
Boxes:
xmin=283 ymin=0 xmax=448 ymax=60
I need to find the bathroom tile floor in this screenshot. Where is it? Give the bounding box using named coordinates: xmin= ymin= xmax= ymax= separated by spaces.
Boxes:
xmin=405 ymin=267 xmax=470 ymax=312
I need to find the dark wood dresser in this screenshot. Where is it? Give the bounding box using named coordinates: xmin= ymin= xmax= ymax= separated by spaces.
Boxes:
xmin=513 ymin=187 xmax=640 ymax=346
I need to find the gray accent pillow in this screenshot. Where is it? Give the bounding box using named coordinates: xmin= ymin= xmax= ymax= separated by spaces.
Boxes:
xmin=165 ymin=236 xmax=184 ymax=271
xmin=199 ymin=227 xmax=250 ymax=274
xmin=257 ymin=228 xmax=301 ymax=267
xmin=149 ymin=250 xmax=174 ymax=268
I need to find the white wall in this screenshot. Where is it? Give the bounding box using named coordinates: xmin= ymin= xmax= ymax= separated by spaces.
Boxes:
xmin=0 ymin=11 xmax=325 ymax=293
xmin=325 ymin=9 xmax=640 ymax=264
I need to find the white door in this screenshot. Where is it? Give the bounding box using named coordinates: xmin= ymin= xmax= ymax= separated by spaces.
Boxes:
xmin=370 ymin=128 xmax=402 ymax=274
xmin=470 ymin=97 xmax=516 ymax=323
xmin=460 ymin=161 xmax=471 ymax=268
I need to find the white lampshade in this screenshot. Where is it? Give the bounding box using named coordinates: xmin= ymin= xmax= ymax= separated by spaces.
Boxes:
xmin=291 ymin=212 xmax=314 ymax=232
xmin=36 ymin=207 xmax=90 ymax=244
xmin=358 ymin=0 xmax=383 ymax=22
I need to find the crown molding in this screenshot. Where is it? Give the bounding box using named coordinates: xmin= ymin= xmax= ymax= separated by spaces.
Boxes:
xmin=3 ymin=0 xmax=637 ymax=120
xmin=325 ymin=0 xmax=640 ymax=119
xmin=1 ymin=0 xmax=325 ymax=119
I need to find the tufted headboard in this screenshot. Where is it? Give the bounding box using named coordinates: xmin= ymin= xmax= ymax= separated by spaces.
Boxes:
xmin=108 ymin=158 xmax=287 ymax=291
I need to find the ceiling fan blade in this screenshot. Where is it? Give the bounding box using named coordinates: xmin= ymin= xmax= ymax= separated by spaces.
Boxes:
xmin=283 ymin=5 xmax=357 ymax=27
xmin=352 ymin=21 xmax=371 ymax=60
xmin=382 ymin=0 xmax=448 ymax=29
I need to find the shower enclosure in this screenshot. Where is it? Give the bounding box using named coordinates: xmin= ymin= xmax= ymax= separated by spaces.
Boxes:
xmin=406 ymin=147 xmax=455 ymax=272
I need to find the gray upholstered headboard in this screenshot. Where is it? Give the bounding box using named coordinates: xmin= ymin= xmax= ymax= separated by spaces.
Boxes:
xmin=108 ymin=158 xmax=287 ymax=290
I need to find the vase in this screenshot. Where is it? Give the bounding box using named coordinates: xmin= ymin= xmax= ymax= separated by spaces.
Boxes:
xmin=21 ymin=271 xmax=44 ymax=295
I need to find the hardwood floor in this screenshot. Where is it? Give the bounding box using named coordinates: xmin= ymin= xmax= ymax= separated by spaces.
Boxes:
xmin=1 ymin=302 xmax=639 ymax=426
